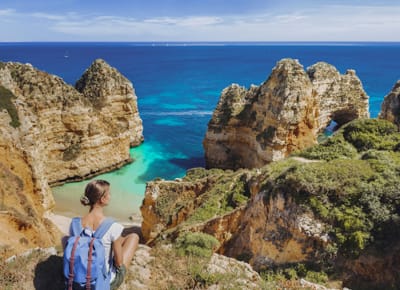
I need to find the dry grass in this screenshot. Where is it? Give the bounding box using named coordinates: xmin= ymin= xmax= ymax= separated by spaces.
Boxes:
xmin=0 ymin=249 xmax=64 ymax=290
xmin=148 ymin=244 xmax=267 ymax=290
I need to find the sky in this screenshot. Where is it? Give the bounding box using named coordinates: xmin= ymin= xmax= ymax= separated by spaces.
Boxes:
xmin=0 ymin=0 xmax=399 ymax=42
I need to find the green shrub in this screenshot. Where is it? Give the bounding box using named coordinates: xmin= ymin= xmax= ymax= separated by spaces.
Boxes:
xmin=342 ymin=119 xmax=400 ymax=151
xmin=296 ymin=135 xmax=357 ymax=161
xmin=184 ymin=167 xmax=226 ymax=181
xmin=260 ymin=265 xmax=329 ymax=289
xmin=305 ymin=270 xmax=328 ymax=284
xmin=186 ymin=172 xmax=249 ymax=224
xmin=0 ymin=85 xmax=20 ymax=128
xmin=175 ymin=232 xmax=220 ymax=258
xmin=276 ymin=153 xmax=400 ymax=256
xmin=188 ymin=262 xmax=223 ymax=287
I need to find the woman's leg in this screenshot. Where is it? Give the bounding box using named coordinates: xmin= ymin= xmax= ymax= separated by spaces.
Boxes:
xmin=121 ymin=233 xmax=139 ymax=268
xmin=110 ymin=233 xmax=139 ymax=290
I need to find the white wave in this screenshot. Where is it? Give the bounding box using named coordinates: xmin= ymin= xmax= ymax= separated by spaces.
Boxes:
xmin=141 ymin=110 xmax=213 ymax=116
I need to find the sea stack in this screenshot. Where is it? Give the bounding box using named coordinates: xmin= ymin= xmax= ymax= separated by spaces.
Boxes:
xmin=0 ymin=59 xmax=143 ymax=186
xmin=203 ymin=58 xmax=369 ymax=170
xmin=379 ymin=80 xmax=400 ymax=129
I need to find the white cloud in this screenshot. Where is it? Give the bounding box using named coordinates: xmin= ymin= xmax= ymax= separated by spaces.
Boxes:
xmin=0 ymin=8 xmax=15 ymax=16
xmin=0 ymin=3 xmax=399 ymax=41
xmin=144 ymin=16 xmax=223 ymax=26
xmin=274 ymin=13 xmax=307 ymax=24
xmin=31 ymin=12 xmax=67 ymax=21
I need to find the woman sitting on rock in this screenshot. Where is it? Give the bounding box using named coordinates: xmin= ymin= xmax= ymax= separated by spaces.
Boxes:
xmin=64 ymin=179 xmax=139 ymax=290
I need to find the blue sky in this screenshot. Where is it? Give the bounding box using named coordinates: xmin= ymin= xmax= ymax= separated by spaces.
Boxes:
xmin=0 ymin=0 xmax=399 ymax=41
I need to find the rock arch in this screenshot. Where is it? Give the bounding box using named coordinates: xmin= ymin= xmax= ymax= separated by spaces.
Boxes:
xmin=204 ymin=59 xmax=369 ymax=170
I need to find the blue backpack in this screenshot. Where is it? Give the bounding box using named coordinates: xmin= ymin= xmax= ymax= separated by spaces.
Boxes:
xmin=63 ymin=217 xmax=114 ymax=290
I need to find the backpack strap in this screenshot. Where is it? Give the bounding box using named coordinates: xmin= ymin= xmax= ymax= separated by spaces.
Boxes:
xmin=92 ymin=218 xmax=115 ymax=279
xmin=71 ymin=217 xmax=83 ymax=236
xmin=93 ymin=218 xmax=114 ymax=239
xmin=68 ymin=236 xmax=81 ymax=290
xmin=86 ymin=237 xmax=95 ymax=290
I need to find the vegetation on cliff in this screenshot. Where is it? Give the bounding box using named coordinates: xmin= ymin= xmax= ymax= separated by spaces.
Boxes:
xmin=292 ymin=119 xmax=400 ymax=256
xmin=146 ymin=120 xmax=400 ymax=257
xmin=150 ymin=167 xmax=250 ymax=228
xmin=142 ymin=118 xmax=400 ymax=289
xmin=0 ymin=85 xmax=20 ymax=128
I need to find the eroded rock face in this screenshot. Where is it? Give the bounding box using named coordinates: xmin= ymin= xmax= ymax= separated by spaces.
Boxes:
xmin=0 ymin=145 xmax=61 ymax=258
xmin=204 ymin=58 xmax=369 ymax=170
xmin=140 ymin=166 xmax=329 ymax=270
xmin=0 ymin=59 xmax=143 ymax=185
xmin=0 ymin=59 xmax=143 ymax=257
xmin=222 ymin=192 xmax=328 ymax=271
xmin=140 ymin=170 xmax=240 ymax=243
xmin=379 ymin=80 xmax=400 ymax=129
xmin=75 ymin=59 xmax=143 ymax=147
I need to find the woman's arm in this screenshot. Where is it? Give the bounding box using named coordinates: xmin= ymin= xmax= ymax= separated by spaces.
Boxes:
xmin=112 ymin=236 xmax=124 ymax=267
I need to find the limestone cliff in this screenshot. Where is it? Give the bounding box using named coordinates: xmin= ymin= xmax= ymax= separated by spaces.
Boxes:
xmin=0 ymin=59 xmax=143 ymax=257
xmin=0 ymin=143 xmax=61 ymax=258
xmin=204 ymin=58 xmax=369 ymax=170
xmin=379 ymin=80 xmax=400 ymax=129
xmin=141 ymin=164 xmax=329 ymax=270
xmin=0 ymin=59 xmax=143 ymax=185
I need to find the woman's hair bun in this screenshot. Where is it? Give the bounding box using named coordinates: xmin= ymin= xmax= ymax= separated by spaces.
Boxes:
xmin=80 ymin=195 xmax=91 ymax=206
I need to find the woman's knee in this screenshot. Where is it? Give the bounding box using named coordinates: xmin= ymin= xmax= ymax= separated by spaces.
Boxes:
xmin=125 ymin=233 xmax=139 ymax=246
xmin=121 ymin=233 xmax=139 ymax=251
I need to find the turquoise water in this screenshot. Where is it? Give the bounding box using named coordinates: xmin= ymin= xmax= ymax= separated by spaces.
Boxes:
xmin=1 ymin=42 xmax=399 ymax=221
xmin=51 ymin=138 xmax=191 ymax=221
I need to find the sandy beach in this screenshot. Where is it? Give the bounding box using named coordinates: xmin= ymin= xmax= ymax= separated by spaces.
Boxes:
xmin=46 ymin=212 xmax=142 ymax=236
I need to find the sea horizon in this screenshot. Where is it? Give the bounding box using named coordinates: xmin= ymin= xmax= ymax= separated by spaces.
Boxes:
xmin=1 ymin=41 xmax=400 ymax=46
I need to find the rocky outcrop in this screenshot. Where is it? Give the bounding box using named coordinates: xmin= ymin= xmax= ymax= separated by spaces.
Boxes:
xmin=140 ymin=168 xmax=251 ymax=246
xmin=222 ymin=192 xmax=329 ymax=270
xmin=204 ymin=58 xmax=369 ymax=170
xmin=140 ymin=165 xmax=329 ymax=269
xmin=379 ymin=80 xmax=400 ymax=129
xmin=75 ymin=59 xmax=143 ymax=147
xmin=0 ymin=59 xmax=143 ymax=257
xmin=0 ymin=59 xmax=143 ymax=185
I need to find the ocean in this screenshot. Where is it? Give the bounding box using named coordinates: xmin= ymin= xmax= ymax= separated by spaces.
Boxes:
xmin=1 ymin=42 xmax=399 ymax=222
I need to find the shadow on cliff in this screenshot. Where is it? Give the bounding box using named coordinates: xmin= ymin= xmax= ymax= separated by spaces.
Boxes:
xmin=136 ymin=156 xmax=205 ymax=183
xmin=123 ymin=225 xmax=145 ymax=244
xmin=34 ymin=255 xmax=64 ymax=290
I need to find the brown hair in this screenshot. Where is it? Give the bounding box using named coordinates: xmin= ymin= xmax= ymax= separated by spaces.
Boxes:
xmin=80 ymin=180 xmax=110 ymax=207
